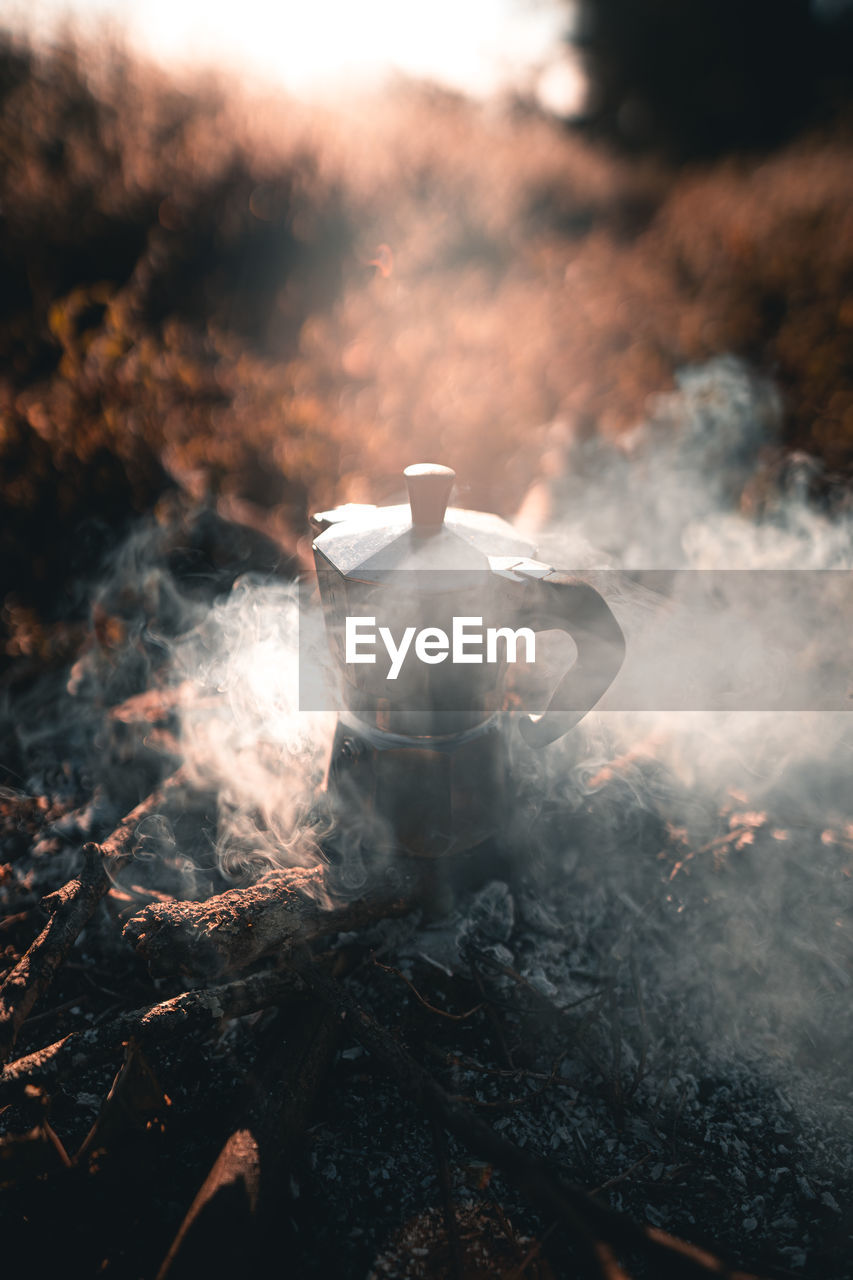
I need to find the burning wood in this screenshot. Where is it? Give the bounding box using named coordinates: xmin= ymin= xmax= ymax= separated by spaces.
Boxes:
xmin=0 ymin=929 xmax=767 ymax=1280
xmin=0 ymin=961 xmax=306 ymax=1104
xmin=1 ymin=540 xmax=850 ymax=1277
xmin=156 ymin=951 xmax=352 ymax=1279
xmin=2 ymin=743 xmax=848 ymax=1276
xmin=0 ymin=843 xmax=108 ymax=1066
xmin=0 ymin=770 xmax=188 ymax=1064
xmin=122 ymin=862 xmax=428 ymax=977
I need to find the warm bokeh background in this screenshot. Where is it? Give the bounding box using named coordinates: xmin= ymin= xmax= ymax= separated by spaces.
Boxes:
xmin=1 ymin=6 xmax=852 ymax=664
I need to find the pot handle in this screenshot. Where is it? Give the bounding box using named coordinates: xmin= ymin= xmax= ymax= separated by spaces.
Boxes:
xmin=507 ymin=567 xmax=625 ymax=748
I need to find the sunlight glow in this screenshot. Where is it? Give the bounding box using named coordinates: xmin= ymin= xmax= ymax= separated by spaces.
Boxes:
xmin=12 ymin=0 xmax=570 ymax=99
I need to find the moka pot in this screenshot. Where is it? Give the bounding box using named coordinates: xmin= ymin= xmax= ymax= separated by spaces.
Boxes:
xmin=311 ymin=464 xmax=624 ymax=859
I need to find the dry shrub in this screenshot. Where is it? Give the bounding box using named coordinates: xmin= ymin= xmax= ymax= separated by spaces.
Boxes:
xmin=0 ymin=31 xmax=851 ymax=652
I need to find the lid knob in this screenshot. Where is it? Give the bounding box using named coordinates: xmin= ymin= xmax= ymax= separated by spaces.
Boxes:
xmin=404 ymin=463 xmax=455 ymax=531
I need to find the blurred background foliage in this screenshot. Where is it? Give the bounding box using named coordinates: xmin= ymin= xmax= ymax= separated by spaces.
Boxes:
xmin=573 ymin=0 xmax=853 ymax=156
xmin=0 ymin=8 xmax=852 ymax=664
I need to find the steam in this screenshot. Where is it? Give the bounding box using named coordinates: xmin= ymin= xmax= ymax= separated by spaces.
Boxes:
xmin=531 ymin=355 xmax=852 ymax=570
xmin=26 ymin=349 xmax=849 ymax=1197
xmin=519 ymin=356 xmax=853 ymax=785
xmin=55 ymin=518 xmax=337 ymax=899
xmin=506 ymin=354 xmax=853 ymax=1104
xmin=169 ymin=576 xmax=335 ymax=882
xmin=61 ymin=354 xmax=853 ymax=923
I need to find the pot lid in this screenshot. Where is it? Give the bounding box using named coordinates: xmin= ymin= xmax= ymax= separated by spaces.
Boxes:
xmin=312 ymin=464 xmax=535 ymax=581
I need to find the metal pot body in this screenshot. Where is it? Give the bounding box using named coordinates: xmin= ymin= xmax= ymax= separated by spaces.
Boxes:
xmin=310 ymin=464 xmax=625 ymax=858
xmin=324 ymin=714 xmax=508 ymax=860
xmin=314 ymin=559 xmax=508 ymax=737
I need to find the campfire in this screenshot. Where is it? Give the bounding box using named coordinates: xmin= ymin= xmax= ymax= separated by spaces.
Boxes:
xmin=0 ymin=705 xmax=779 ymax=1279
xmin=3 ymin=442 xmax=853 ymax=1278
xmin=2 ymin=24 xmax=853 ymax=1280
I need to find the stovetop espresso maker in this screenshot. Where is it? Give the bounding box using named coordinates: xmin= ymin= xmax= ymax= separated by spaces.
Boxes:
xmin=311 ymin=464 xmax=624 ymax=860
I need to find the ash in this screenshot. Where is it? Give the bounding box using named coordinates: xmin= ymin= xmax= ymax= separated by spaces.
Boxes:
xmin=3 ymin=358 xmax=853 ymax=1275
xmin=304 ymin=741 xmax=853 ymax=1279
xmin=3 ymin=657 xmax=853 ymax=1278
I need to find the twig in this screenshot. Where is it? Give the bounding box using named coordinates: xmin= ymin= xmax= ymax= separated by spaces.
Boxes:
xmin=0 ymin=769 xmax=187 ymax=1064
xmin=624 ymin=952 xmax=649 ymax=1105
xmin=0 ymin=964 xmax=305 ymax=1105
xmin=430 ymin=1108 xmax=466 ymax=1280
xmin=156 ymin=951 xmax=352 ymax=1279
xmin=373 ymin=959 xmax=484 ymax=1022
xmin=464 ymin=942 xmax=609 ymax=1084
xmin=157 ymin=1128 xmax=261 ymax=1280
xmin=451 ymin=1055 xmax=568 ymax=1113
xmin=0 ymin=845 xmax=109 ymax=1066
xmin=468 ymin=949 xmax=516 ymax=1069
xmin=21 ymin=994 xmax=89 ymax=1031
xmin=432 ymin=1045 xmax=573 ymax=1088
xmin=0 ymin=910 xmax=40 ymax=935
xmin=589 ymin=1152 xmax=651 ymax=1198
xmin=607 ymin=983 xmax=624 ymax=1126
xmin=452 ymin=1088 xmax=556 ymax=1114
xmin=98 ymin=767 xmax=190 ymax=866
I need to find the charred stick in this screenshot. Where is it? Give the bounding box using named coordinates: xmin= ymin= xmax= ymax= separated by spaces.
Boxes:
xmin=97 ymin=767 xmax=189 ymax=865
xmin=0 ymin=964 xmax=305 ymax=1105
xmin=156 ymin=1129 xmax=262 ymax=1280
xmin=430 ymin=1108 xmax=466 ymax=1280
xmin=157 ymin=951 xmax=352 ymax=1279
xmin=0 ymin=770 xmax=187 ymax=1065
xmin=294 ymin=961 xmax=761 ymax=1280
xmin=124 ymin=864 xmax=426 ymax=977
xmin=0 ymin=910 xmax=39 ymax=935
xmin=76 ymin=1039 xmax=170 ymax=1164
xmin=0 ymin=843 xmax=106 ymax=1066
